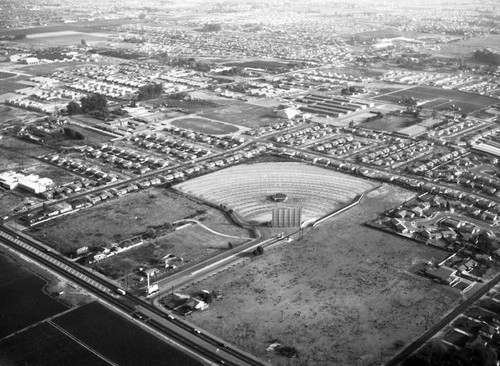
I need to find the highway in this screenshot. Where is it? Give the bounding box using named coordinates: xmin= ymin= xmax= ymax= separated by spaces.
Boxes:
xmin=152 ymin=235 xmax=284 ymax=292
xmin=0 ymin=224 xmax=270 ymax=366
xmin=385 ymin=272 xmax=500 ymax=366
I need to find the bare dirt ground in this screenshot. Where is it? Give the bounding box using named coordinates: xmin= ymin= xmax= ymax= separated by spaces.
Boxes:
xmin=30 ymin=188 xmax=250 ymax=253
xmin=92 ymin=224 xmax=250 ymax=279
xmin=187 ymin=184 xmax=460 ymax=366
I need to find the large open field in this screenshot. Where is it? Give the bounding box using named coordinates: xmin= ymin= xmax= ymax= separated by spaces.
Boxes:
xmin=0 ymin=75 xmax=31 ymax=94
xmin=374 ymin=86 xmax=497 ymax=113
xmin=200 ymin=102 xmax=278 ymax=129
xmin=187 ymin=184 xmax=459 ymax=365
xmin=22 ymin=30 xmax=110 ymax=47
xmin=0 ymin=253 xmax=68 ymax=339
xmin=171 ymin=117 xmax=240 ymax=135
xmin=13 ymin=61 xmax=102 ymax=76
xmin=435 ymin=34 xmax=500 ymax=59
xmin=29 ymin=187 xmax=250 ymax=254
xmin=0 ymin=71 xmax=17 ymax=79
xmin=54 ymin=301 xmax=203 ymax=366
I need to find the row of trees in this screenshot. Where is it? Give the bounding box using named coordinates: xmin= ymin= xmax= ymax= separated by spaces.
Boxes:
xmin=341 ymin=85 xmax=364 ymax=95
xmin=66 ymin=93 xmax=109 ymax=118
xmin=473 ymin=48 xmax=500 ymax=66
xmin=63 ymin=127 xmax=84 ymax=140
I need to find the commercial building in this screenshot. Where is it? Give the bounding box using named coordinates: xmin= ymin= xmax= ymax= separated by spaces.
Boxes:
xmin=18 ymin=174 xmax=54 ymax=194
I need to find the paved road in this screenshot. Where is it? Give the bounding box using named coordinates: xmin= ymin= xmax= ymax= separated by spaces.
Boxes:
xmin=386 ymin=272 xmax=500 ymax=366
xmin=150 ymin=235 xmax=282 ymax=293
xmin=0 ymin=225 xmax=269 ymax=366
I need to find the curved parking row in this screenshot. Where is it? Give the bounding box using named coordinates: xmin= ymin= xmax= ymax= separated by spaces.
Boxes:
xmin=175 ymin=162 xmax=375 ymax=223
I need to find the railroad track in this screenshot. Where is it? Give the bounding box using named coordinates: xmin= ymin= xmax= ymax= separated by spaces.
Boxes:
xmin=0 ymin=225 xmax=268 ymax=366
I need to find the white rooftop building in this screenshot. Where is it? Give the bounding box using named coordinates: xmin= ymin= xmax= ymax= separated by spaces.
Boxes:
xmin=0 ymin=171 xmax=22 ymax=189
xmin=17 ymin=174 xmax=54 ymax=194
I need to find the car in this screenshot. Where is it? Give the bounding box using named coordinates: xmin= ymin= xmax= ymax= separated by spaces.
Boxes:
xmin=193 ymin=328 xmax=201 ymax=334
xmin=167 ymin=314 xmax=175 ymax=320
xmin=133 ymin=313 xmax=145 ymax=320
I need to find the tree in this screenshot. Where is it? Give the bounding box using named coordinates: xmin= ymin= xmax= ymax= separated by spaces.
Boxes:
xmin=144 ymin=228 xmax=157 ymax=239
xmin=275 ymin=346 xmax=299 ymax=358
xmin=139 ymin=12 xmax=146 ymax=20
xmin=137 ymin=83 xmax=163 ymax=101
xmin=477 ymin=231 xmax=494 ymax=254
xmin=66 ymin=100 xmax=81 ymax=115
xmin=80 ymin=93 xmax=108 ymax=115
xmin=81 ymin=39 xmax=87 ymax=46
xmin=63 ymin=127 xmax=84 ymax=140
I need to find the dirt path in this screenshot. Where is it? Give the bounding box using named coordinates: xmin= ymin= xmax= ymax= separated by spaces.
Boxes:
xmin=174 ymin=219 xmax=253 ymax=240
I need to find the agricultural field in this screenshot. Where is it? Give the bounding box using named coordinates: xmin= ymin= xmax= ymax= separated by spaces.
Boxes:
xmin=200 ymin=102 xmax=277 ymax=129
xmin=187 ymin=184 xmax=459 ymax=366
xmin=0 ymin=253 xmax=68 ymax=339
xmin=171 ymin=117 xmax=240 ymax=135
xmin=29 ymin=188 xmax=249 ymax=254
xmin=54 ymin=301 xmax=203 ymax=366
xmin=0 ymin=18 xmax=138 ymax=37
xmin=0 ymin=71 xmax=16 ymax=79
xmin=374 ymin=86 xmax=497 ymax=113
xmin=0 ymin=322 xmax=110 ymax=366
xmin=22 ymin=30 xmax=109 ymax=47
xmin=0 ymin=75 xmax=31 ymax=94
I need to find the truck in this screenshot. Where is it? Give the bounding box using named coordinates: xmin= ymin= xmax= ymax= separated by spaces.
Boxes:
xmin=116 ymin=288 xmax=126 ymax=296
xmin=146 ymin=283 xmax=159 ymax=297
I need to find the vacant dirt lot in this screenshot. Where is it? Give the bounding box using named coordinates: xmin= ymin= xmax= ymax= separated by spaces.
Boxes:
xmin=30 ymin=188 xmax=250 ymax=254
xmin=188 ymin=184 xmax=459 ymax=366
xmin=92 ymin=224 xmax=250 ymax=279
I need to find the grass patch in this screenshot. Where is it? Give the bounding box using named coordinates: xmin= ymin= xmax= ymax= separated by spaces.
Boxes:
xmin=0 ymin=71 xmax=16 ymax=79
xmin=171 ymin=117 xmax=239 ymax=135
xmin=200 ymin=102 xmax=277 ymax=129
xmin=29 ymin=188 xmax=248 ymax=254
